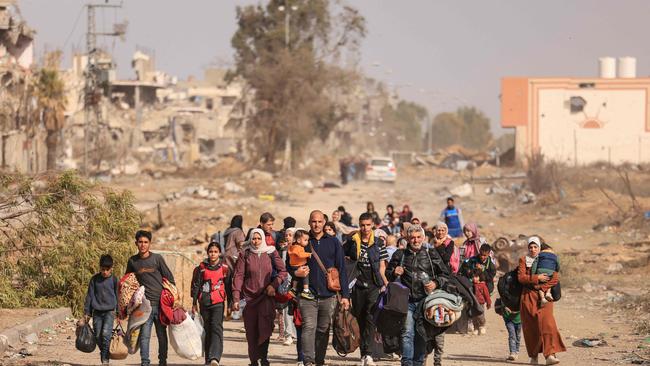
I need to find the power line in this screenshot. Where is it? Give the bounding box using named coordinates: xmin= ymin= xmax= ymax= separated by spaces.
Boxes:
xmin=62 ymin=6 xmax=85 ymax=51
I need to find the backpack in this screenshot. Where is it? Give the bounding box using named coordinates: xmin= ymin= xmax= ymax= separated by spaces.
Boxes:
xmin=374 ymin=254 xmax=409 ymax=337
xmin=197 ymin=262 xmax=226 ymax=307
xmin=332 ymin=299 xmax=360 ymax=357
xmin=497 ymin=269 xmax=522 ymax=311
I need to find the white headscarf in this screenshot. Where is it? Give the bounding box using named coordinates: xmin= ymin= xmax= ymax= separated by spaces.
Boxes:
xmin=246 ymin=228 xmax=276 ymax=255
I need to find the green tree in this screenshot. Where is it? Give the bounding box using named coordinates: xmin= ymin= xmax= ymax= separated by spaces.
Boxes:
xmin=431 ymin=112 xmax=464 ymax=148
xmin=378 ymin=100 xmax=428 ymax=152
xmin=457 ymin=106 xmax=492 ymax=150
xmin=229 ymin=0 xmax=366 ymax=170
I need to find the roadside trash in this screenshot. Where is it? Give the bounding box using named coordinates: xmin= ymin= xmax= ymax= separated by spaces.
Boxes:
xmin=258 ymin=194 xmax=275 ymax=201
xmin=573 ymin=338 xmax=608 ymax=347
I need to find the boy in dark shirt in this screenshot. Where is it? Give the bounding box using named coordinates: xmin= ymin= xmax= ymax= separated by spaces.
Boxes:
xmin=84 ymin=254 xmax=118 ymax=365
xmin=126 ymin=230 xmax=175 ymax=366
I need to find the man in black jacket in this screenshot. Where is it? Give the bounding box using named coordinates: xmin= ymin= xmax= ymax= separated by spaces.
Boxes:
xmin=343 ymin=213 xmax=388 ymax=366
xmin=386 ymin=225 xmax=449 ymax=366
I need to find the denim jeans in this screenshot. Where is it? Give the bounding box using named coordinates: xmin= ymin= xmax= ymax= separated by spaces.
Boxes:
xmin=138 ymin=304 xmax=168 ymax=366
xmin=505 ymin=319 xmax=522 ymax=354
xmin=401 ymin=302 xmax=426 ymax=366
xmin=92 ymin=310 xmax=114 ymax=363
xmin=298 ymin=296 xmax=336 ymax=364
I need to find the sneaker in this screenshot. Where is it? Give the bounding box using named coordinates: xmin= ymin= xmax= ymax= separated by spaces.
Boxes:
xmin=506 ymin=353 xmax=516 ymax=361
xmin=545 ymin=354 xmax=560 ymax=365
xmin=472 ymin=329 xmax=479 ymax=335
xmin=283 ymin=336 xmax=294 ymax=346
xmin=297 ymin=363 xmax=304 ymax=366
xmin=276 ymin=335 xmax=286 ymax=342
xmin=361 ymin=355 xmax=376 ymax=366
xmin=101 ymin=361 xmax=109 ymax=366
xmin=210 ymin=360 xmax=220 ymax=366
xmin=300 ymin=290 xmax=315 ymax=300
xmin=530 ymin=356 xmax=539 ymax=365
xmin=479 ymin=326 xmax=487 ymax=335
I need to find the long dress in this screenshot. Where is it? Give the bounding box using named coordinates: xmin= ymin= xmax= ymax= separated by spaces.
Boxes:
xmin=233 ymin=249 xmax=287 ymax=363
xmin=517 ymin=257 xmax=566 ymax=358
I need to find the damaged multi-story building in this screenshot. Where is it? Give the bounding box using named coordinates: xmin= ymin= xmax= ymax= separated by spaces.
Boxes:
xmin=0 ymin=0 xmax=43 ymax=173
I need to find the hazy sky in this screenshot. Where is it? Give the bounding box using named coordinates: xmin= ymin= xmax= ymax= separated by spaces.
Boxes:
xmin=19 ymin=0 xmax=650 ymax=134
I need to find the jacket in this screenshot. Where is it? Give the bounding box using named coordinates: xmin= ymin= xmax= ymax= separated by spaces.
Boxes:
xmin=232 ymin=248 xmax=287 ymax=304
xmin=343 ymin=235 xmax=384 ymax=288
xmin=460 ymin=254 xmax=497 ymax=293
xmin=302 ymin=233 xmax=350 ymax=298
xmin=223 ymin=227 xmax=245 ymax=269
xmin=473 ymin=281 xmax=491 ymax=307
xmin=386 ymin=247 xmax=449 ymax=302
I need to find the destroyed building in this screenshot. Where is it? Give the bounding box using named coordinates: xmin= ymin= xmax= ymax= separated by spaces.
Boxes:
xmin=0 ymin=0 xmax=45 ymax=174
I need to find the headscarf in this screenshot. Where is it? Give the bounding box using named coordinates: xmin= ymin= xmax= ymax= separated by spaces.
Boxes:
xmin=374 ymin=229 xmax=387 ymax=241
xmin=432 ymin=221 xmax=451 ymax=246
xmin=462 ymin=222 xmax=481 ymax=259
xmin=246 ymin=228 xmax=276 ymax=255
xmin=525 ymin=236 xmax=541 ymax=267
xmin=230 ymin=215 xmax=243 ymax=230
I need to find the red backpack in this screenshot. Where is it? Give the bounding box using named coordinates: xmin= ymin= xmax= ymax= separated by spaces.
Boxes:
xmin=198 ymin=262 xmax=227 ymax=307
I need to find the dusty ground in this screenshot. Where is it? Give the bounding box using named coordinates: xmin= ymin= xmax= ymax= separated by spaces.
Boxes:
xmin=4 ymin=162 xmax=650 ymax=365
xmin=0 ymin=309 xmax=49 ymax=331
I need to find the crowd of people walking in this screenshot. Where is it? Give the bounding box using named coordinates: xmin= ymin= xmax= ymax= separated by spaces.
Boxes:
xmin=82 ymin=198 xmax=565 ymax=366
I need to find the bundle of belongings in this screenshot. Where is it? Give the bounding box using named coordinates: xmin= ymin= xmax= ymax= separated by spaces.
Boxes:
xmin=118 ymin=273 xmax=150 ymax=354
xmin=422 ymin=289 xmax=464 ymax=327
xmin=159 ymin=278 xmax=186 ymax=326
xmin=414 ymin=274 xmax=484 ymax=353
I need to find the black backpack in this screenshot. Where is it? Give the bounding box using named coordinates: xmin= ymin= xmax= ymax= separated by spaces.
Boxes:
xmin=497 ymin=269 xmax=522 ymax=311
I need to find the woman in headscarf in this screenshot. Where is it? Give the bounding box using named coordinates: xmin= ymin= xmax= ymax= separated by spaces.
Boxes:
xmin=232 ymin=228 xmax=288 ymax=366
xmin=432 ymin=221 xmax=460 ymax=274
xmin=331 ymin=210 xmax=355 ymax=243
xmin=460 ymin=223 xmax=484 ymax=262
xmin=518 ymin=236 xmax=565 ymax=365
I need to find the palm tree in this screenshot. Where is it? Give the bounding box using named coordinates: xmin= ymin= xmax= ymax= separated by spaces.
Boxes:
xmin=34 ymin=51 xmax=67 ymax=171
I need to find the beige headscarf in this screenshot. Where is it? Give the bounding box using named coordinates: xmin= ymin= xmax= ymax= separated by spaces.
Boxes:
xmin=246 ymin=228 xmax=276 ymax=255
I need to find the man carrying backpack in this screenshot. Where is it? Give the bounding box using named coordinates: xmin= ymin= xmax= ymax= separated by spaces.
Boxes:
xmin=386 ymin=225 xmax=450 ymax=366
xmin=343 ymin=213 xmax=389 ymax=366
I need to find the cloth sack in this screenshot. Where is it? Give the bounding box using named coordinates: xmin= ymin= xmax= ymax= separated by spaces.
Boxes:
xmin=118 ymin=273 xmax=140 ymax=319
xmin=422 ymin=289 xmax=464 ymax=327
xmin=168 ymin=311 xmax=203 ymax=360
xmin=109 ymin=323 xmax=128 ymax=360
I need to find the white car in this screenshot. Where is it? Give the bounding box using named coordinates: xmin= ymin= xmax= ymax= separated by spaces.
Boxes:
xmin=365 ymin=157 xmax=397 ymax=182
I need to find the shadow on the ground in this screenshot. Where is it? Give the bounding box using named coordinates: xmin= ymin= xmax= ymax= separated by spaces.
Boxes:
xmin=447 ymin=353 xmax=529 ymax=365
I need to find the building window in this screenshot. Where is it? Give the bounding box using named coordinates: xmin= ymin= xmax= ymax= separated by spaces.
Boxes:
xmin=570 ymin=96 xmax=586 ymax=114
xmin=222 ymin=96 xmax=236 ymax=106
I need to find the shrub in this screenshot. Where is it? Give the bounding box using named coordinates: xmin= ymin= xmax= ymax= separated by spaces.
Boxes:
xmin=0 ymin=171 xmax=140 ymax=314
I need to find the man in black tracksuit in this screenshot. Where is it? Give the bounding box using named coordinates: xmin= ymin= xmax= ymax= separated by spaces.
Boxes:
xmin=344 ymin=213 xmax=388 ymax=366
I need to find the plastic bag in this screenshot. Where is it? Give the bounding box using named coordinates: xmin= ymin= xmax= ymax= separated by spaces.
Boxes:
xmin=109 ymin=324 xmax=128 ymax=360
xmin=75 ymin=322 xmax=96 ymax=353
xmin=168 ymin=312 xmax=202 ymax=360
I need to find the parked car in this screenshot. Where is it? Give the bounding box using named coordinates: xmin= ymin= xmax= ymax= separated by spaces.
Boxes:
xmin=365 ymin=157 xmax=397 ymax=182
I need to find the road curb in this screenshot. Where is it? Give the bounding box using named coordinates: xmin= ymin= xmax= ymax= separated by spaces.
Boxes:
xmin=0 ymin=308 xmax=72 ymax=348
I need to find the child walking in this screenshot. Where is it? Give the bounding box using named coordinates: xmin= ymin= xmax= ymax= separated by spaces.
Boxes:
xmin=503 ymin=306 xmax=522 ymax=361
xmin=532 ymin=242 xmax=560 ymax=306
xmin=83 ymin=254 xmax=118 ymax=365
xmin=472 ymin=269 xmax=491 ymax=335
xmin=287 ymin=229 xmax=314 ymax=300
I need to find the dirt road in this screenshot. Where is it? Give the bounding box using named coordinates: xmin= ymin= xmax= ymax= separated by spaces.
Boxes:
xmin=7 ymin=166 xmax=648 ymax=365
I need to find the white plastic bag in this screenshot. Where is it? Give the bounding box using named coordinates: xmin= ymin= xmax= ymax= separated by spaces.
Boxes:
xmin=168 ymin=312 xmax=202 ymax=360
xmin=193 ymin=313 xmax=205 ymax=346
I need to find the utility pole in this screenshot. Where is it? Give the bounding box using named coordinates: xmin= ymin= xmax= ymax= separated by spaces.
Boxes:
xmin=280 ymin=3 xmax=297 ymax=172
xmin=83 ymin=1 xmax=125 ymax=176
